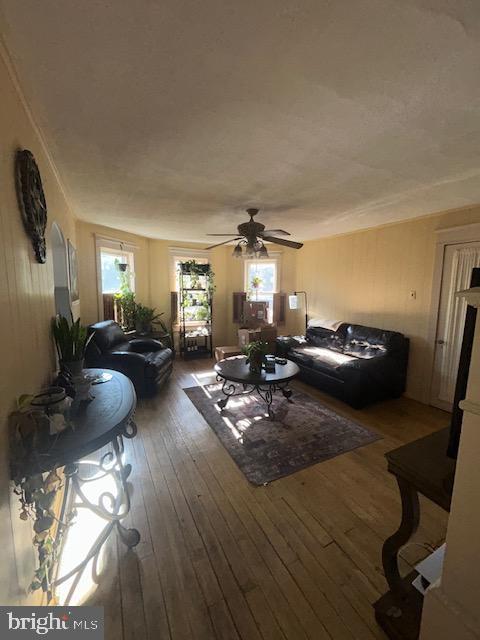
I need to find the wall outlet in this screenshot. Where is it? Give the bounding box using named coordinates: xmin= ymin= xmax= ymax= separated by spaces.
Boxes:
xmin=409 ymin=290 xmax=417 ymax=300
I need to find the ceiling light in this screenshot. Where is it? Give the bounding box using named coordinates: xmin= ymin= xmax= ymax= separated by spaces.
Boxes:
xmin=232 ymin=244 xmax=243 ymax=258
xmin=258 ymin=244 xmax=269 ymax=259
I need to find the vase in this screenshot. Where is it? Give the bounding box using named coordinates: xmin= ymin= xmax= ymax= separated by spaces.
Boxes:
xmin=248 ymin=356 xmax=264 ymax=374
xmin=61 ymin=359 xmax=84 ymax=378
xmin=135 ymin=320 xmax=151 ymax=336
xmin=62 ymin=359 xmax=92 ymax=402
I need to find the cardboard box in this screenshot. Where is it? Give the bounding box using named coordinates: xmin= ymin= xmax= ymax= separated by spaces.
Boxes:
xmin=215 ymin=346 xmax=242 ymax=362
xmin=238 ymin=328 xmax=261 ymax=348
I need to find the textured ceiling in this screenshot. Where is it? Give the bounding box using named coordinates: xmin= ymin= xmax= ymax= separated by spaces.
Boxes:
xmin=1 ymin=0 xmax=480 ymax=242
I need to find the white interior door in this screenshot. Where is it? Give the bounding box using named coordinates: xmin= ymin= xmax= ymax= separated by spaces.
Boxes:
xmin=431 ymin=241 xmax=480 ymax=411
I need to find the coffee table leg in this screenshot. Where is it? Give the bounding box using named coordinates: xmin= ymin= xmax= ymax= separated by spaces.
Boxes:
xmin=217 ymin=379 xmax=236 ymax=410
xmin=281 ymin=385 xmax=293 ymax=401
xmin=218 ymin=396 xmax=229 ymax=410
xmin=256 ymin=386 xmax=275 ymax=420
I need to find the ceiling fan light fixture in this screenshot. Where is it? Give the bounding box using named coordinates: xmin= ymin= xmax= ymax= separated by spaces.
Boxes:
xmin=232 ymin=243 xmax=243 ymax=258
xmin=258 ymin=244 xmax=269 ymax=259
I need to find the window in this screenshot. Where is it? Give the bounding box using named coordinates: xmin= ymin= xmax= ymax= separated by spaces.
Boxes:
xmin=244 ymin=260 xmax=278 ymax=323
xmin=100 ymin=247 xmax=135 ymax=294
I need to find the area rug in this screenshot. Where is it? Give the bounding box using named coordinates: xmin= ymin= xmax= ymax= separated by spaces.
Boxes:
xmin=184 ymin=382 xmax=381 ymax=485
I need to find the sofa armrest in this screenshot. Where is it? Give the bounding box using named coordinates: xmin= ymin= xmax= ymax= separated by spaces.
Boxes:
xmin=128 ymin=338 xmax=164 ymax=353
xmin=340 ymin=354 xmax=407 ymax=393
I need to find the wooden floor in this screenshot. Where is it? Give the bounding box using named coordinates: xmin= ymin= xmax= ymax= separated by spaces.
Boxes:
xmin=89 ymin=358 xmax=450 ymax=640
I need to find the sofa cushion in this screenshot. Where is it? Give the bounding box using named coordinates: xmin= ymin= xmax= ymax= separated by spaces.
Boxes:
xmin=306 ymin=324 xmax=347 ymax=352
xmin=303 ymin=346 xmax=356 ymax=378
xmin=343 ymin=324 xmax=402 ymax=359
xmin=287 ymin=346 xmax=314 ymax=367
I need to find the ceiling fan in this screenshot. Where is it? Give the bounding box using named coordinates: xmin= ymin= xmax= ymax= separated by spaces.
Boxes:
xmin=205 ymin=208 xmax=303 ymax=258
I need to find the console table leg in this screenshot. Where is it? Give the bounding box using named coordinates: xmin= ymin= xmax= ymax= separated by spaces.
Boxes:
xmin=382 ymin=477 xmax=420 ymax=598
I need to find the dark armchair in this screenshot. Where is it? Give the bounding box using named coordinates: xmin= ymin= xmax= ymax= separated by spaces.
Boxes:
xmin=85 ymin=320 xmax=173 ymax=396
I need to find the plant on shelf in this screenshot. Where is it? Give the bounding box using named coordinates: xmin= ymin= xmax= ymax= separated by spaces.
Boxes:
xmin=196 ymin=306 xmax=209 ymax=322
xmin=52 ymin=316 xmax=93 ymax=377
xmin=242 ymin=340 xmax=269 ymax=373
xmin=190 ymin=272 xmax=201 ymax=289
xmin=182 ymin=293 xmax=194 ymax=308
xmin=180 ymin=260 xmax=216 ymax=294
xmin=181 ymin=259 xmax=208 ymax=275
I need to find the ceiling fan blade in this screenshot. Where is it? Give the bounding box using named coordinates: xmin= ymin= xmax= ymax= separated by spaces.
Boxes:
xmin=206 ymin=233 xmax=241 ymax=236
xmin=262 ymin=235 xmax=303 ymax=249
xmin=260 ymin=229 xmax=291 ymax=236
xmin=205 ymin=237 xmax=243 ymax=250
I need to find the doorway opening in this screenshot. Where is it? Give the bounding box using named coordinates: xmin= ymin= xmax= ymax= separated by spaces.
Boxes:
xmin=51 ymin=222 xmax=71 ymax=319
xmin=431 ymin=239 xmax=480 ymax=411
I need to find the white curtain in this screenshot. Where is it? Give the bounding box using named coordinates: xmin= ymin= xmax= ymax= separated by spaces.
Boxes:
xmin=439 ymin=246 xmax=480 ymax=403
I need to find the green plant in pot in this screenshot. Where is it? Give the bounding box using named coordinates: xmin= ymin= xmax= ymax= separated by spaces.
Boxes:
xmin=196 ymin=306 xmax=209 ymax=322
xmin=243 ymin=340 xmax=269 ymax=374
xmin=52 ymin=316 xmax=93 ymax=378
xmin=135 ymin=304 xmax=168 ymax=335
xmin=250 ymin=275 xmax=262 ymax=300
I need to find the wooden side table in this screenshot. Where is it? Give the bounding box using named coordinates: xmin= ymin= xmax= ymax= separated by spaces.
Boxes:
xmin=374 ymin=428 xmax=455 ymax=640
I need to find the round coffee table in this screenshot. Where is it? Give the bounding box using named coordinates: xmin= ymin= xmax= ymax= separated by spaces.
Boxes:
xmin=214 ymin=356 xmax=300 ymax=419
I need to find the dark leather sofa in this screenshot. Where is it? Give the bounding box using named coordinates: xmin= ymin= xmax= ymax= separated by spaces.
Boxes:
xmin=277 ymin=323 xmax=409 ymax=408
xmin=85 ymin=320 xmax=173 ymax=396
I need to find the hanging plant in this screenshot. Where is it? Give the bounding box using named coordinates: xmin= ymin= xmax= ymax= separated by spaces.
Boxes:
xmin=13 ymin=468 xmax=73 ymax=600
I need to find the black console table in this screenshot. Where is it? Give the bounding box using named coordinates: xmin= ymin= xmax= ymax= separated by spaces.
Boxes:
xmin=16 ymin=369 xmax=140 ymax=604
xmin=374 ymin=428 xmax=455 ymax=640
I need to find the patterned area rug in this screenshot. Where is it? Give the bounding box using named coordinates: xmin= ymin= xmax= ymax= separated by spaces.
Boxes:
xmin=184 ymin=382 xmax=381 ymax=485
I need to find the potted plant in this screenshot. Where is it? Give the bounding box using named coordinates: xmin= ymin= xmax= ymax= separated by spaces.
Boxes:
xmin=250 ymin=275 xmax=262 ymax=300
xmin=243 ymin=340 xmax=269 ymax=373
xmin=51 ymin=316 xmax=93 ymax=378
xmin=135 ymin=304 xmax=168 ymax=335
xmin=196 ymin=306 xmax=209 ymax=322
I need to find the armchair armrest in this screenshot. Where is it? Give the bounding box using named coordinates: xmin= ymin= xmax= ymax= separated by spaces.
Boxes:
xmin=128 ymin=338 xmax=164 ymax=353
xmin=103 ymin=351 xmax=147 ymax=381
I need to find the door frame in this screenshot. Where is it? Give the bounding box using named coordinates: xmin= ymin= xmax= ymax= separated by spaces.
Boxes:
xmin=426 ymin=222 xmax=480 ymax=406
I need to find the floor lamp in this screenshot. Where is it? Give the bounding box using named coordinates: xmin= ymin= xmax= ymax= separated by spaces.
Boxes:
xmin=288 ymin=291 xmax=308 ymax=333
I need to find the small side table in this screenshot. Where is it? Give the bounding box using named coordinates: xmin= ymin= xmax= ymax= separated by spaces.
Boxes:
xmin=374 ymin=428 xmax=455 ymax=640
xmin=134 ymin=330 xmax=172 ymax=349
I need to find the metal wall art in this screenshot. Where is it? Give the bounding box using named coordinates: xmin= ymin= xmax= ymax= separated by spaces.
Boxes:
xmin=15 ymin=148 xmax=48 ymax=263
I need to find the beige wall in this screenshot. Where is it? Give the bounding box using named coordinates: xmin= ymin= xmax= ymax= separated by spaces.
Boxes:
xmin=0 ymin=42 xmax=78 ymax=603
xmin=295 ymin=206 xmax=480 ymax=402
